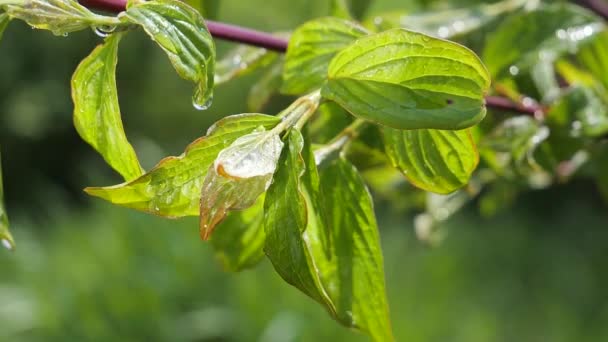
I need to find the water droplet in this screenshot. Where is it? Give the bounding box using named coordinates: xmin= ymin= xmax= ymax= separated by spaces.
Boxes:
xmin=509 ymin=65 xmax=520 ymax=76
xmin=1 ymin=238 xmax=13 ymax=251
xmin=193 ymin=91 xmax=213 ymax=111
xmin=93 ymin=25 xmax=117 ymax=38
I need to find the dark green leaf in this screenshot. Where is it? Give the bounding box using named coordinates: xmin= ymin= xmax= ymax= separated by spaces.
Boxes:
xmin=85 ymin=114 xmax=280 ymax=218
xmin=282 ymin=17 xmax=369 ymax=95
xmin=0 ymin=150 xmax=14 ymax=250
xmin=124 ymin=0 xmax=215 ymax=109
xmin=322 ymin=28 xmax=491 ymax=130
xmin=483 ymin=3 xmax=604 ymax=79
xmin=210 ymin=195 xmax=265 ymax=272
xmin=215 ymin=44 xmax=278 ymax=84
xmin=2 ymin=0 xmax=120 ymax=35
xmin=265 ymin=130 xmax=393 ymax=341
xmin=72 ymin=33 xmax=143 ymax=181
xmin=383 ymin=128 xmax=478 ymax=194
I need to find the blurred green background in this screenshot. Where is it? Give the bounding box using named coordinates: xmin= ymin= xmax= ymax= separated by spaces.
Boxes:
xmin=1 ymin=0 xmax=608 ymax=341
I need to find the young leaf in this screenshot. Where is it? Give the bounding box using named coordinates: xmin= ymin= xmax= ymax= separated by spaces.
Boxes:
xmin=383 ymin=128 xmax=478 ymax=194
xmin=85 ymin=114 xmax=280 ymax=217
xmin=72 ymin=33 xmax=143 ymax=181
xmin=215 ymin=44 xmax=277 ymax=85
xmin=265 ymin=130 xmax=393 ymax=341
xmin=1 ymin=0 xmax=120 ymax=35
xmin=210 ymin=195 xmax=266 ymax=272
xmin=483 ymin=3 xmax=604 ymax=79
xmin=322 ymin=28 xmax=491 ymax=130
xmin=199 ymin=128 xmax=283 ymax=239
xmin=0 ymin=150 xmax=14 ymax=251
xmin=0 ymin=12 xmax=10 ymax=40
xmin=282 ymin=17 xmax=369 ymax=95
xmin=124 ymin=0 xmax=216 ymax=110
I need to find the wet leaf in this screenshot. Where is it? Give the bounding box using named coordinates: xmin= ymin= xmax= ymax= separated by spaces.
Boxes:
xmin=85 ymin=114 xmax=280 ymax=217
xmin=2 ymin=0 xmax=119 ymax=35
xmin=210 ymin=195 xmax=266 ymax=272
xmin=383 ymin=128 xmax=478 ymax=194
xmin=264 ymin=130 xmax=393 ymax=342
xmin=483 ymin=3 xmax=604 ymax=79
xmin=282 ymin=17 xmax=369 ymax=95
xmin=0 ymin=150 xmax=14 ymax=251
xmin=72 ymin=33 xmax=143 ymax=181
xmin=199 ymin=128 xmax=283 ymax=239
xmin=124 ymin=0 xmax=215 ymax=109
xmin=322 ymin=28 xmax=491 ymax=130
xmin=215 ymin=44 xmax=278 ymax=84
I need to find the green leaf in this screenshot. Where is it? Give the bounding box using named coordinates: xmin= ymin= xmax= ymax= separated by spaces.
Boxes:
xmin=282 ymin=17 xmax=369 ymax=95
xmin=181 ymin=0 xmax=219 ymax=18
xmin=265 ymin=130 xmax=393 ymax=341
xmin=383 ymin=128 xmax=478 ymax=194
xmin=210 ymin=194 xmax=265 ymax=272
xmin=199 ymin=128 xmax=284 ymax=239
xmin=72 ymin=33 xmax=143 ymax=181
xmin=366 ymin=0 xmax=525 ymax=39
xmin=124 ymin=0 xmax=215 ymax=109
xmin=215 ymin=44 xmax=278 ymax=85
xmin=483 ymin=3 xmax=604 ymax=79
xmin=1 ymin=0 xmax=120 ymax=35
xmin=330 ymin=0 xmax=351 ymax=19
xmin=0 ymin=12 xmax=10 ymax=40
xmin=85 ymin=114 xmax=280 ymax=218
xmin=548 ymin=86 xmax=608 ymax=138
xmin=0 ymin=150 xmax=14 ymax=251
xmin=577 ymin=30 xmax=608 ymax=90
xmin=322 ymin=28 xmax=491 ymax=130
xmin=247 ymin=59 xmax=283 ymax=112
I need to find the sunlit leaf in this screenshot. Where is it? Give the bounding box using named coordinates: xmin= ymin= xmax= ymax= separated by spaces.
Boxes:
xmin=383 ymin=128 xmax=478 ymax=194
xmin=210 ymin=195 xmax=266 ymax=272
xmin=483 ymin=3 xmax=604 ymax=79
xmin=282 ymin=17 xmax=369 ymax=95
xmin=85 ymin=114 xmax=280 ymax=217
xmin=124 ymin=0 xmax=215 ymax=109
xmin=247 ymin=59 xmax=283 ymax=112
xmin=366 ymin=0 xmax=525 ymax=39
xmin=322 ymin=28 xmax=491 ymax=130
xmin=199 ymin=128 xmax=283 ymax=239
xmin=1 ymin=0 xmax=120 ymax=35
xmin=0 ymin=150 xmax=14 ymax=251
xmin=215 ymin=44 xmax=278 ymax=84
xmin=72 ymin=33 xmax=143 ymax=181
xmin=265 ymin=130 xmax=393 ymax=341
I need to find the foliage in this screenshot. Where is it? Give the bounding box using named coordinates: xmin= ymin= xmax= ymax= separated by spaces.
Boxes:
xmin=1 ymin=0 xmax=608 ymax=340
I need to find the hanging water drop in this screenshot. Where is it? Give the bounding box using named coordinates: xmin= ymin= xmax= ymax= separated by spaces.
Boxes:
xmin=193 ymin=91 xmax=213 ymax=111
xmin=1 ymin=238 xmax=13 ymax=251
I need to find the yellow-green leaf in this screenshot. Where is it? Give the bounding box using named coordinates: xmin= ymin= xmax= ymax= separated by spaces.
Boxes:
xmin=72 ymin=33 xmax=143 ymax=181
xmin=322 ymin=28 xmax=491 ymax=130
xmin=85 ymin=114 xmax=280 ymax=218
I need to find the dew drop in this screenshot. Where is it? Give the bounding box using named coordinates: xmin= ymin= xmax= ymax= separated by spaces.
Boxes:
xmin=509 ymin=65 xmax=520 ymax=76
xmin=1 ymin=238 xmax=13 ymax=251
xmin=193 ymin=91 xmax=213 ymax=111
xmin=93 ymin=25 xmax=117 ymax=38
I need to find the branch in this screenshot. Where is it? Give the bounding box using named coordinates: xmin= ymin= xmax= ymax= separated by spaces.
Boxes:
xmin=575 ymin=0 xmax=608 ymax=20
xmin=78 ymin=0 xmax=545 ymax=116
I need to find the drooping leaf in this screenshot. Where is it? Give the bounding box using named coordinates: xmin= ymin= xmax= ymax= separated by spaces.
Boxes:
xmin=383 ymin=128 xmax=478 ymax=194
xmin=247 ymin=59 xmax=283 ymax=112
xmin=215 ymin=44 xmax=278 ymax=84
xmin=322 ymin=28 xmax=491 ymax=130
xmin=0 ymin=150 xmax=14 ymax=251
xmin=282 ymin=17 xmax=369 ymax=95
xmin=366 ymin=0 xmax=525 ymax=39
xmin=265 ymin=130 xmax=393 ymax=341
xmin=199 ymin=128 xmax=283 ymax=239
xmin=124 ymin=0 xmax=215 ymax=109
xmin=85 ymin=114 xmax=280 ymax=217
xmin=0 ymin=12 xmax=10 ymax=40
xmin=483 ymin=3 xmax=604 ymax=79
xmin=1 ymin=0 xmax=120 ymax=35
xmin=72 ymin=33 xmax=143 ymax=181
xmin=210 ymin=195 xmax=266 ymax=272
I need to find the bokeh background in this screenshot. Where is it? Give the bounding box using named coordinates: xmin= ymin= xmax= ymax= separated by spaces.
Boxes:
xmin=1 ymin=0 xmax=608 ymax=341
